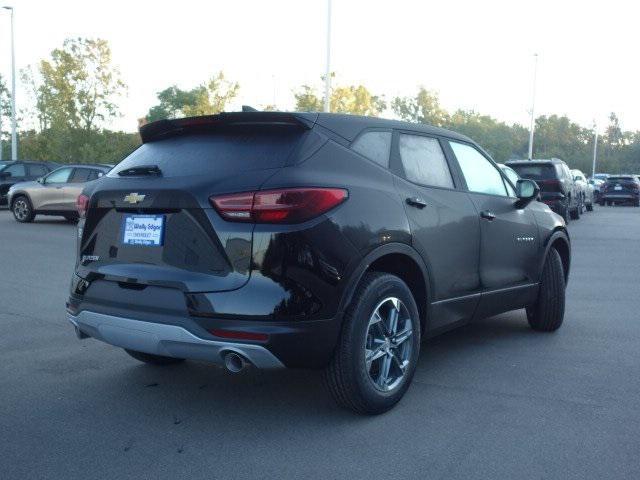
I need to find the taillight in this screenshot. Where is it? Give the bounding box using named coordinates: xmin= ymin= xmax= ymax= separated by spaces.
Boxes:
xmin=210 ymin=187 xmax=348 ymax=224
xmin=76 ymin=194 xmax=89 ymax=218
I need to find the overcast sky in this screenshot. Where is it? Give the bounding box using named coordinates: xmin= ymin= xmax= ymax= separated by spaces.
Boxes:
xmin=1 ymin=0 xmax=638 ymax=133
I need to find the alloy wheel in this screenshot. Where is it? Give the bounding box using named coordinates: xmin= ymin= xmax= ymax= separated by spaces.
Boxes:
xmin=364 ymin=297 xmax=413 ymax=392
xmin=13 ymin=199 xmax=29 ymax=221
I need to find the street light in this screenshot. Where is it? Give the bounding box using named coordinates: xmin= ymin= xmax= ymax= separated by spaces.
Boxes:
xmin=2 ymin=6 xmax=16 ymax=160
xmin=592 ymin=122 xmax=598 ymax=178
xmin=323 ymin=0 xmax=332 ymax=112
xmin=527 ymin=53 xmax=538 ymax=161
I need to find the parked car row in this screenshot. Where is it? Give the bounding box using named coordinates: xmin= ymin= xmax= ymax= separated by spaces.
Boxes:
xmin=503 ymin=159 xmax=595 ymax=223
xmin=0 ymin=161 xmax=112 ymax=222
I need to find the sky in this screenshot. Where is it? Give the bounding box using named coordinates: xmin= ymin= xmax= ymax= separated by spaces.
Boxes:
xmin=0 ymin=0 xmax=638 ymax=133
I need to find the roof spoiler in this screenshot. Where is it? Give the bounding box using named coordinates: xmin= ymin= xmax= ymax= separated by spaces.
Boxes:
xmin=139 ymin=112 xmax=318 ymax=143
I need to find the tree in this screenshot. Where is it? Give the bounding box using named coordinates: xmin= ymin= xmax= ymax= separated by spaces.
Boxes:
xmin=391 ymin=87 xmax=449 ymax=127
xmin=293 ymin=75 xmax=386 ymax=116
xmin=146 ymin=71 xmax=239 ymax=122
xmin=31 ymin=38 xmax=126 ymax=131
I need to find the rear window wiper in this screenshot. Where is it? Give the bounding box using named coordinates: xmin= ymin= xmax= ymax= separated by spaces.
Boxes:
xmin=117 ymin=165 xmax=163 ymax=177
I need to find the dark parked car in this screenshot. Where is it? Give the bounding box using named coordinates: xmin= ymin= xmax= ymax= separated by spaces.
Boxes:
xmin=600 ymin=175 xmax=640 ymax=206
xmin=7 ymin=164 xmax=111 ymax=223
xmin=0 ymin=160 xmax=58 ymax=205
xmin=67 ymin=112 xmax=571 ymax=414
xmin=506 ymin=159 xmax=580 ymax=222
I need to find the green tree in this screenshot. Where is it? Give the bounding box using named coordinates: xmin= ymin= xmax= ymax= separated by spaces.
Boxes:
xmin=146 ymin=71 xmax=239 ymax=122
xmin=293 ymin=76 xmax=386 ymax=116
xmin=391 ymin=87 xmax=449 ymax=127
xmin=31 ymin=38 xmax=125 ymax=131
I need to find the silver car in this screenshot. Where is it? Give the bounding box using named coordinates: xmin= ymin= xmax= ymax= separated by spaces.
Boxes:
xmin=7 ymin=164 xmax=111 ymax=223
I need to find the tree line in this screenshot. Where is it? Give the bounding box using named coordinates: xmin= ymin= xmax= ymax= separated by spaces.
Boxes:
xmin=0 ymin=37 xmax=637 ymax=175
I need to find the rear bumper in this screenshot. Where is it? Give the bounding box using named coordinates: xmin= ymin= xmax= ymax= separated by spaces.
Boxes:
xmin=602 ymin=193 xmax=638 ymax=200
xmin=68 ymin=310 xmax=285 ymax=369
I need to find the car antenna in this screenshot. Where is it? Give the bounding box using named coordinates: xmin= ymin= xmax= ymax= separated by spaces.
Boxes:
xmin=241 ymin=105 xmax=259 ymax=112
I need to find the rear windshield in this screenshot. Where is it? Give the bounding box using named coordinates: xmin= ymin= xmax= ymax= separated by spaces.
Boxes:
xmin=607 ymin=176 xmax=636 ymax=183
xmin=108 ymin=127 xmax=303 ymax=178
xmin=508 ymin=164 xmax=556 ymax=181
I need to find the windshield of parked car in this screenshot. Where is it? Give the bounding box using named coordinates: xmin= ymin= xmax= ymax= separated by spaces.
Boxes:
xmin=508 ymin=163 xmax=556 ymax=181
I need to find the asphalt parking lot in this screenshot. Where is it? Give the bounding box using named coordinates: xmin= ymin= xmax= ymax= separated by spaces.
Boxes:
xmin=1 ymin=206 xmax=639 ymax=480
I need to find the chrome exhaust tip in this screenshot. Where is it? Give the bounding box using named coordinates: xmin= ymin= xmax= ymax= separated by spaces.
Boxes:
xmin=223 ymin=352 xmax=247 ymax=373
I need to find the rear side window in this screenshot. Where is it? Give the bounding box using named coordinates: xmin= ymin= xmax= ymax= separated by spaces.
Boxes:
xmin=398 ymin=134 xmax=454 ymax=188
xmin=46 ymin=167 xmax=73 ymax=184
xmin=109 ymin=128 xmax=304 ymax=178
xmin=28 ymin=164 xmax=49 ymax=177
xmin=3 ymin=164 xmax=26 ymax=177
xmin=69 ymin=168 xmax=93 ymax=183
xmin=351 ymin=131 xmax=391 ymax=168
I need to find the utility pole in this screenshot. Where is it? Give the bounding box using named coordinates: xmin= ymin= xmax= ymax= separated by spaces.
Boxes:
xmin=592 ymin=123 xmax=598 ymax=178
xmin=2 ymin=6 xmax=17 ymax=160
xmin=527 ymin=53 xmax=538 ymax=160
xmin=323 ymin=0 xmax=332 ymax=112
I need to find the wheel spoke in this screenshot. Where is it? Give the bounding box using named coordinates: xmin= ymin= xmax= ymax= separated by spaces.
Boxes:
xmin=378 ymin=353 xmax=392 ymax=388
xmin=390 ymin=350 xmax=409 ymax=373
xmin=387 ymin=302 xmax=399 ymax=335
xmin=365 ymin=342 xmax=386 ymax=371
xmin=392 ymin=325 xmax=413 ymax=347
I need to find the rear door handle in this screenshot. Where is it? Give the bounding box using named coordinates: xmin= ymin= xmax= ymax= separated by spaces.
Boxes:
xmin=480 ymin=210 xmax=496 ymax=221
xmin=406 ymin=197 xmax=427 ymax=209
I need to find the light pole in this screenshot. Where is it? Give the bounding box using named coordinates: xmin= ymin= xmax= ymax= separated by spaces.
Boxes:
xmin=323 ymin=0 xmax=332 ymax=112
xmin=2 ymin=6 xmax=16 ymax=160
xmin=527 ymin=53 xmax=538 ymax=160
xmin=591 ymin=122 xmax=598 ymax=178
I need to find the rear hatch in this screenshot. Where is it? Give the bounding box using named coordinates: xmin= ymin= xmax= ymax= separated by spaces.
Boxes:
xmin=604 ymin=177 xmax=638 ymax=196
xmin=77 ymin=114 xmax=315 ymax=293
xmin=508 ymin=163 xmax=561 ymax=197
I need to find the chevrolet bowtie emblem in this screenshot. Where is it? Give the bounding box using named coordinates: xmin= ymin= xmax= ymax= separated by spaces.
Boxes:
xmin=123 ymin=193 xmax=146 ymax=204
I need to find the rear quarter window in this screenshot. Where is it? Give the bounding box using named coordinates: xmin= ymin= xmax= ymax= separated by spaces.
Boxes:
xmin=108 ymin=128 xmax=304 ymax=178
xmin=351 ymin=131 xmax=392 ymax=168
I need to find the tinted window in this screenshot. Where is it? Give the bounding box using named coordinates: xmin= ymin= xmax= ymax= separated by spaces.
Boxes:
xmin=509 ymin=164 xmax=557 ymax=181
xmin=108 ymin=128 xmax=303 ymax=179
xmin=450 ymin=141 xmax=507 ymax=196
xmin=398 ymin=134 xmax=453 ymax=188
xmin=87 ymin=170 xmax=102 ymax=181
xmin=69 ymin=168 xmax=93 ymax=183
xmin=3 ymin=164 xmax=26 ymax=177
xmin=45 ymin=167 xmax=73 ymax=184
xmin=351 ymin=131 xmax=392 ymax=168
xmin=28 ymin=164 xmax=49 ymax=177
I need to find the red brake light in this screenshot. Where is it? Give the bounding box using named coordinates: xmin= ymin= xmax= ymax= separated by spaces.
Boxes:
xmin=208 ymin=328 xmax=269 ymax=342
xmin=76 ymin=194 xmax=90 ymax=218
xmin=210 ymin=187 xmax=348 ymax=224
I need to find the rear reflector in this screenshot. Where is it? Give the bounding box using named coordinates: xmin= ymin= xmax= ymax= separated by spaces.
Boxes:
xmin=76 ymin=194 xmax=90 ymax=218
xmin=210 ymin=187 xmax=348 ymax=224
xmin=209 ymin=328 xmax=269 ymax=342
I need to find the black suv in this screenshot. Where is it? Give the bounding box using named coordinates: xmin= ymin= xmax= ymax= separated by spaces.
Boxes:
xmin=506 ymin=159 xmax=580 ymax=222
xmin=67 ymin=112 xmax=570 ymax=414
xmin=0 ymin=160 xmax=59 ymax=205
xmin=600 ymin=175 xmax=640 ymax=206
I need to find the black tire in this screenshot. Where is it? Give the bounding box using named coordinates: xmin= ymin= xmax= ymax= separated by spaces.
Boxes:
xmin=11 ymin=195 xmax=36 ymax=223
xmin=63 ymin=214 xmax=79 ymax=223
xmin=599 ymin=200 xmax=605 ymax=206
xmin=124 ymin=349 xmax=185 ymax=365
xmin=526 ymin=248 xmax=565 ymax=332
xmin=570 ymin=204 xmax=580 ymax=220
xmin=586 ymin=202 xmax=593 ymax=212
xmin=634 ymin=198 xmax=640 ymax=207
xmin=324 ymin=272 xmax=421 ymax=415
xmin=560 ymin=204 xmax=570 ymax=223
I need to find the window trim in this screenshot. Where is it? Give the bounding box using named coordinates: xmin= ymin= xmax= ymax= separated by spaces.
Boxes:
xmin=349 ymin=127 xmax=393 ymax=170
xmin=390 ymin=129 xmax=461 ymax=192
xmin=444 ymin=139 xmax=516 ymax=199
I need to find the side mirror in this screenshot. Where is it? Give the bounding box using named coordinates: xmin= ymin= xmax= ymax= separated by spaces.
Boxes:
xmin=37 ymin=177 xmax=45 ymax=184
xmin=515 ymin=179 xmax=539 ymax=208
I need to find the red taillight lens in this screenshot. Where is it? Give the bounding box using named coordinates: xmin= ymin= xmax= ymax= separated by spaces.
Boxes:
xmin=208 ymin=328 xmax=269 ymax=342
xmin=210 ymin=187 xmax=348 ymax=224
xmin=76 ymin=194 xmax=89 ymax=218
